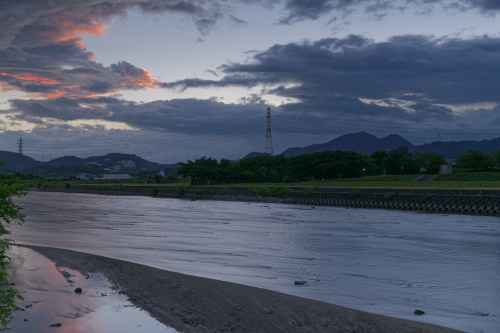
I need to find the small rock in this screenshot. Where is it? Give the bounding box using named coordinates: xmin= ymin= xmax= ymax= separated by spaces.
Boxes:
xmin=23 ymin=319 xmax=28 ymax=322
xmin=25 ymin=304 xmax=33 ymax=308
xmin=294 ymin=281 xmax=307 ymax=285
xmin=67 ymin=279 xmax=74 ymax=283
xmin=74 ymin=287 xmax=83 ymax=294
xmin=414 ymin=309 xmax=425 ymax=315
xmin=49 ymin=323 xmax=62 ymax=327
xmin=60 ymin=271 xmax=71 ymax=279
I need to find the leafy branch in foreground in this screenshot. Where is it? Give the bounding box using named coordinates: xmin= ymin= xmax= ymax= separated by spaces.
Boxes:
xmin=0 ymin=172 xmax=26 ymax=330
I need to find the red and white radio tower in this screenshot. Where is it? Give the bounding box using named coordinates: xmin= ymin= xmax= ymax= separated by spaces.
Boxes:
xmin=264 ymin=106 xmax=274 ymax=156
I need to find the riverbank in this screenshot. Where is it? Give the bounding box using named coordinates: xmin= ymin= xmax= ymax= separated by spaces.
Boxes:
xmin=33 ymin=184 xmax=500 ymax=216
xmin=15 ymin=244 xmax=462 ymax=333
xmin=6 ymin=246 xmax=174 ymax=332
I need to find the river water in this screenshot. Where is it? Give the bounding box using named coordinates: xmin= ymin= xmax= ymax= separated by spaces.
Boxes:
xmin=9 ymin=191 xmax=500 ymax=333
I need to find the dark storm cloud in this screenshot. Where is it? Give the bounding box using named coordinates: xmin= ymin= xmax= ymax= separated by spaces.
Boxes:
xmin=469 ymin=0 xmax=500 ymax=10
xmin=81 ymin=80 xmax=116 ymax=94
xmin=278 ymin=0 xmax=500 ymax=24
xmin=162 ymin=33 xmax=500 ymax=134
xmin=279 ymin=0 xmax=342 ymax=23
xmin=167 ymin=34 xmax=500 ymax=105
xmin=1 ymin=0 xmax=497 ymax=100
xmin=0 ymin=0 xmax=241 ymax=99
xmin=8 ymin=97 xmax=265 ymax=136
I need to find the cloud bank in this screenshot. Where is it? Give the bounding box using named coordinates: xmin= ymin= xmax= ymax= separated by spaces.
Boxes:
xmin=1 ymin=0 xmax=499 ymax=162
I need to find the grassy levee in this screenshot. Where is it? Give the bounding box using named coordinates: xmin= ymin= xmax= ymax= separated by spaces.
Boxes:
xmin=221 ymin=173 xmax=500 ymax=190
xmin=31 ymin=172 xmax=500 ymax=216
xmin=23 ymin=172 xmax=500 ymax=190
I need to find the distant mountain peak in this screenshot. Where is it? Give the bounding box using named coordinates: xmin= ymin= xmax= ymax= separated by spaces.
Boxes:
xmin=281 ymin=131 xmax=413 ymax=157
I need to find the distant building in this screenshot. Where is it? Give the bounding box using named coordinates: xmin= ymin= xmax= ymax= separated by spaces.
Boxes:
xmin=100 ymin=174 xmax=131 ymax=180
xmin=439 ymin=165 xmax=453 ymax=174
xmin=157 ymin=170 xmax=165 ymax=176
xmin=119 ymin=160 xmax=137 ymax=168
xmin=44 ymin=176 xmax=63 ymax=180
xmin=77 ymin=173 xmax=96 ymax=180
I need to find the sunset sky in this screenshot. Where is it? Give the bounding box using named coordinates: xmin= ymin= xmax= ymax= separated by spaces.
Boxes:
xmin=1 ymin=0 xmax=499 ymax=163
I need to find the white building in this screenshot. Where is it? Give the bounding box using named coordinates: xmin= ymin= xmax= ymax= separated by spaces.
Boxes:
xmin=100 ymin=174 xmax=131 ymax=180
xmin=439 ymin=165 xmax=453 ymax=174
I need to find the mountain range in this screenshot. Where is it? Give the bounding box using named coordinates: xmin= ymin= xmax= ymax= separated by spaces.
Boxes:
xmin=0 ymin=152 xmax=175 ymax=176
xmin=247 ymin=131 xmax=500 ymax=159
xmin=2 ymin=131 xmax=500 ymax=175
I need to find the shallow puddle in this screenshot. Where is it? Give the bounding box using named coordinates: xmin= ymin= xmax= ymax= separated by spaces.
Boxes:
xmin=5 ymin=246 xmax=178 ymax=333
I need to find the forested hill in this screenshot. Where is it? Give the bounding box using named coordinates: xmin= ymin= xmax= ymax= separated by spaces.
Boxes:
xmin=415 ymin=138 xmax=500 ymax=158
xmin=0 ymin=152 xmax=169 ymax=175
xmin=279 ymin=132 xmax=500 ymax=159
xmin=0 ymin=151 xmax=43 ymax=172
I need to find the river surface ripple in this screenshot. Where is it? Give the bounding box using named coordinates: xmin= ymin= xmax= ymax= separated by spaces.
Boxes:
xmin=10 ymin=191 xmax=500 ymax=333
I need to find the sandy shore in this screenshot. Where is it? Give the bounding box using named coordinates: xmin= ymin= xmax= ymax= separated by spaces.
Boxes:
xmin=16 ymin=244 xmax=463 ymax=333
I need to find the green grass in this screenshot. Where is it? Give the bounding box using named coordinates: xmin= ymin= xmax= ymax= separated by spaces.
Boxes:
xmin=27 ymin=173 xmax=500 ymax=190
xmin=435 ymin=172 xmax=500 ymax=181
xmin=218 ymin=173 xmax=500 ymax=190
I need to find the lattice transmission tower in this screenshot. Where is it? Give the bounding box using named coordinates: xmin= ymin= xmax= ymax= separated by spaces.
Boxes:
xmin=18 ymin=137 xmax=23 ymax=155
xmin=264 ymin=106 xmax=273 ymax=156
xmin=17 ymin=137 xmax=24 ymax=173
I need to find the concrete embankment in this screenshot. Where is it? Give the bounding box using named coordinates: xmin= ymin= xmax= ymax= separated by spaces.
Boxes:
xmin=33 ymin=184 xmax=500 ymax=216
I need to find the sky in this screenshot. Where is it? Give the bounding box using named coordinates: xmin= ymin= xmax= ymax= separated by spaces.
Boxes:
xmin=1 ymin=0 xmax=500 ymax=163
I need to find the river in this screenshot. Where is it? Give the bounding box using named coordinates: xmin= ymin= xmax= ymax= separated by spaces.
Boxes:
xmin=9 ymin=191 xmax=500 ymax=333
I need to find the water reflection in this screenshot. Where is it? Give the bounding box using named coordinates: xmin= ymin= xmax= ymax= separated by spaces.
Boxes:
xmin=6 ymin=246 xmax=177 ymax=333
xmin=9 ymin=192 xmax=500 ymax=333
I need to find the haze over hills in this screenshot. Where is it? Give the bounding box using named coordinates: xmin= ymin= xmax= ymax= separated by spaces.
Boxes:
xmin=415 ymin=138 xmax=500 ymax=158
xmin=0 ymin=151 xmax=43 ymax=173
xmin=281 ymin=132 xmax=414 ymax=157
xmin=245 ymin=131 xmax=500 ymax=159
xmin=2 ymin=132 xmax=500 ymax=175
xmin=0 ymin=152 xmax=176 ymax=176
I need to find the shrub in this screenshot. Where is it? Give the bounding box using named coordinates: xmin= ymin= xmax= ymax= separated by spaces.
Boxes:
xmin=350 ymin=189 xmax=361 ymax=198
xmin=176 ymin=186 xmax=185 ymax=197
xmin=272 ymin=186 xmax=290 ymax=198
xmin=0 ymin=175 xmax=26 ymax=328
xmin=419 ymin=192 xmax=433 ymax=203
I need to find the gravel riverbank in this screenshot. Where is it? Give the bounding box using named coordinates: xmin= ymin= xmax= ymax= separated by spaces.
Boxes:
xmin=17 ymin=244 xmax=463 ymax=333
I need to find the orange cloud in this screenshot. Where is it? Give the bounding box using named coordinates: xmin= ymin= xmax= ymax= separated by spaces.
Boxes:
xmin=84 ymin=89 xmax=121 ymax=98
xmin=0 ymin=82 xmax=21 ymax=93
xmin=46 ymin=91 xmax=68 ymax=99
xmin=1 ymin=72 xmax=61 ymax=85
xmin=57 ymin=19 xmax=109 ymax=43
xmin=116 ymin=68 xmax=164 ymax=90
xmin=131 ymin=69 xmax=164 ymax=88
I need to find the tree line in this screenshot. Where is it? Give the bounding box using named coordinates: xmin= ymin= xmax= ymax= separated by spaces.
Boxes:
xmin=178 ymin=148 xmax=500 ymax=185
